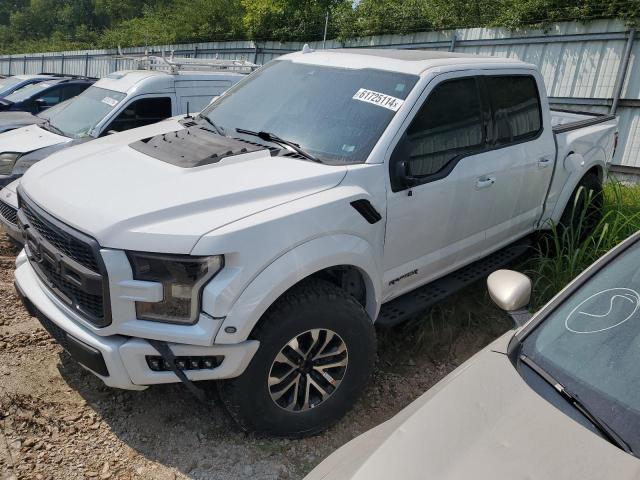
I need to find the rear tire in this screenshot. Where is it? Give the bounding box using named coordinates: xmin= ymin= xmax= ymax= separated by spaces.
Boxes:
xmin=218 ymin=279 xmax=376 ymax=437
xmin=558 ymin=173 xmax=603 ymax=242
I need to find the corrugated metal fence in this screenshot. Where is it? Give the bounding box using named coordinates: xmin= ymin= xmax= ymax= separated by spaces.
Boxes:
xmin=1 ymin=19 xmax=639 ymax=170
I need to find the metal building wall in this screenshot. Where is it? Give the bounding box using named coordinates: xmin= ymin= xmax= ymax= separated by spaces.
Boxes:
xmin=0 ymin=19 xmax=638 ymax=169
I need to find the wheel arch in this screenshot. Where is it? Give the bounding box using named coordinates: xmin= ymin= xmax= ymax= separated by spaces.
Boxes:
xmin=214 ymin=234 xmax=383 ymax=345
xmin=549 ymin=157 xmax=605 ymax=225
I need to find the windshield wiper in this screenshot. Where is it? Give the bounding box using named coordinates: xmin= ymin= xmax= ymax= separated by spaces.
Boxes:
xmin=520 ymin=354 xmax=633 ymax=454
xmin=40 ymin=119 xmax=66 ymax=137
xmin=196 ymin=115 xmax=225 ymax=136
xmin=235 ymin=128 xmax=321 ymax=163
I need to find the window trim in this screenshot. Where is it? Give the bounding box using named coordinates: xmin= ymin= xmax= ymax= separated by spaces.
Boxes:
xmin=389 ymin=72 xmax=546 ymax=192
xmin=389 ymin=75 xmax=489 ymax=192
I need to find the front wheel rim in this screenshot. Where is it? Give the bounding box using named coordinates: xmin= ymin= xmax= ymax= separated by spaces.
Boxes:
xmin=268 ymin=328 xmax=349 ymax=412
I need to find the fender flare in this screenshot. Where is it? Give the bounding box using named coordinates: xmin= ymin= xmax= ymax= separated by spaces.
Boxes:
xmin=549 ymin=154 xmax=605 ymax=225
xmin=213 ymin=234 xmax=383 ymax=345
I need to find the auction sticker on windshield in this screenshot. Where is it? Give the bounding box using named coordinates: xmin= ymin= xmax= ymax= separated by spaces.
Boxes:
xmin=353 ymin=89 xmax=404 ymax=112
xmin=101 ymin=97 xmax=119 ymax=107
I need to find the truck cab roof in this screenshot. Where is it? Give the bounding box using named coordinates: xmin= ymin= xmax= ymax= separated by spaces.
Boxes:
xmin=282 ymin=48 xmax=532 ymax=75
xmin=96 ymin=69 xmax=247 ymax=95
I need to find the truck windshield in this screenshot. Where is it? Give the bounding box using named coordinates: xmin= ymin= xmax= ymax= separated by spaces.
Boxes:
xmin=521 ymin=239 xmax=640 ymax=455
xmin=40 ymin=87 xmax=126 ymax=138
xmin=201 ymin=60 xmax=418 ymax=164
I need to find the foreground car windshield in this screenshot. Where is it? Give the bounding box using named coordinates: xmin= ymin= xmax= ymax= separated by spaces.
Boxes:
xmin=0 ymin=77 xmax=22 ymax=94
xmin=202 ymin=60 xmax=418 ymax=164
xmin=41 ymin=87 xmax=126 ymax=138
xmin=521 ymin=240 xmax=640 ymax=455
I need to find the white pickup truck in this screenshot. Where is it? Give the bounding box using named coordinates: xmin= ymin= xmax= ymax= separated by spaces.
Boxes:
xmin=13 ymin=49 xmax=617 ymax=437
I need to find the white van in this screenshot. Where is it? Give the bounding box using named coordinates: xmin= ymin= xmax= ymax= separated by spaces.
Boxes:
xmin=0 ymin=67 xmax=249 ymax=189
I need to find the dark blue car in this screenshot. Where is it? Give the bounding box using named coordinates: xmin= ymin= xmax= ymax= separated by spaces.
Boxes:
xmin=0 ymin=76 xmax=95 ymax=114
xmin=0 ymin=74 xmax=58 ymax=98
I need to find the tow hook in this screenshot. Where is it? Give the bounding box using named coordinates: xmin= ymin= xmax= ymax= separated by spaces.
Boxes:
xmin=148 ymin=339 xmax=211 ymax=405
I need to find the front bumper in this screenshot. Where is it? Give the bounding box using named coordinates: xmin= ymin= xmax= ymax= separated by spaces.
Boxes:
xmin=0 ymin=208 xmax=23 ymax=245
xmin=15 ymin=258 xmax=259 ymax=390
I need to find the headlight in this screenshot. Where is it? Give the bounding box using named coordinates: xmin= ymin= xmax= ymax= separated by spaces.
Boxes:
xmin=0 ymin=152 xmax=19 ymax=175
xmin=128 ymin=252 xmax=223 ymax=324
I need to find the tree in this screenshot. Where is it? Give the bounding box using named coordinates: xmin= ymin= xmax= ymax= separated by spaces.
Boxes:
xmin=242 ymin=0 xmax=349 ymax=41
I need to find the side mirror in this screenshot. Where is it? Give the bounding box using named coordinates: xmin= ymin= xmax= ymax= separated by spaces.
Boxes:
xmin=391 ymin=134 xmax=420 ymax=189
xmin=34 ymin=98 xmax=50 ymax=112
xmin=487 ymin=269 xmax=532 ymax=327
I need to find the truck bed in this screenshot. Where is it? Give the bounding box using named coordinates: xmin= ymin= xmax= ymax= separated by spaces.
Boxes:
xmin=551 ymin=109 xmax=616 ymax=133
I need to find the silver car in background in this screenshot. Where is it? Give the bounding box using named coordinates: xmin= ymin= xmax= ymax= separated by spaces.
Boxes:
xmin=306 ymin=231 xmax=640 ymax=480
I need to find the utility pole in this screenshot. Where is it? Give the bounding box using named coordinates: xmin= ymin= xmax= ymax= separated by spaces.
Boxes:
xmin=323 ymin=11 xmax=329 ymax=49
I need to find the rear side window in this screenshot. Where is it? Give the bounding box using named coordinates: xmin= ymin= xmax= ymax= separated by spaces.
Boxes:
xmin=405 ymin=77 xmax=484 ymax=177
xmin=486 ymin=75 xmax=542 ymax=145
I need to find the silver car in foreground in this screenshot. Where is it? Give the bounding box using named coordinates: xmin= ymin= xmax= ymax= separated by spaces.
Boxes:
xmin=306 ymin=231 xmax=640 ymax=479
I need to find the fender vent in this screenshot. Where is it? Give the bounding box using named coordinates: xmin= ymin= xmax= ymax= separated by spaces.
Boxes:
xmin=351 ymin=200 xmax=382 ymax=224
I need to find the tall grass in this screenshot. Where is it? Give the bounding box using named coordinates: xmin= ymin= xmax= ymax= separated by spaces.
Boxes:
xmin=526 ymin=180 xmax=640 ymax=308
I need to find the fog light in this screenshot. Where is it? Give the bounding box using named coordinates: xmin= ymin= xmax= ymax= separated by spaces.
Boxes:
xmin=148 ymin=357 xmax=162 ymax=371
xmin=202 ymin=358 xmax=215 ymax=369
xmin=145 ymin=355 xmax=223 ymax=372
xmin=176 ymin=359 xmax=187 ymax=370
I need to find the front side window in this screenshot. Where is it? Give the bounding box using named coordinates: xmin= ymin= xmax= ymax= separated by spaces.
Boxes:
xmin=106 ymin=97 xmax=172 ymax=133
xmin=403 ymin=77 xmax=484 ymax=178
xmin=42 ymin=87 xmax=127 ymax=138
xmin=35 ymin=86 xmax=65 ymax=107
xmin=521 ymin=239 xmax=640 ymax=455
xmin=486 ymin=75 xmax=542 ymax=145
xmin=202 ymin=60 xmax=419 ymax=164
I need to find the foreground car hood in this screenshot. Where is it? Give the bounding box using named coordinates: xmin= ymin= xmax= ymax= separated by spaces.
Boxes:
xmin=0 ymin=112 xmax=42 ymax=134
xmin=21 ymin=122 xmax=348 ymax=253
xmin=306 ymin=334 xmax=640 ymax=480
xmin=0 ymin=124 xmax=69 ymax=154
xmin=1 ymin=178 xmax=20 ymax=208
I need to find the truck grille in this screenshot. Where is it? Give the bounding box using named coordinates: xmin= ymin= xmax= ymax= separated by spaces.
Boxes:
xmin=0 ymin=199 xmax=17 ymax=226
xmin=17 ymin=193 xmax=111 ymax=327
xmin=21 ymin=201 xmax=99 ymax=271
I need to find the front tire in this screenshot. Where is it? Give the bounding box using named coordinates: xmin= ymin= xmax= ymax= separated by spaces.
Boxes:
xmin=218 ymin=279 xmax=376 ymax=437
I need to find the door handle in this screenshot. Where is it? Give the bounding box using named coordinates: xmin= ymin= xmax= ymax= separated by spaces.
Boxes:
xmin=538 ymin=157 xmax=553 ymax=168
xmin=475 ymin=176 xmax=496 ymax=189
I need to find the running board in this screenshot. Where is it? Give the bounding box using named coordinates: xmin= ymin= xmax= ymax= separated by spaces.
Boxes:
xmin=376 ymin=238 xmax=532 ymax=328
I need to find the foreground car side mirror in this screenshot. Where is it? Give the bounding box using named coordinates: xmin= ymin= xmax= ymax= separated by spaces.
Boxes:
xmin=487 ymin=269 xmax=532 ymax=327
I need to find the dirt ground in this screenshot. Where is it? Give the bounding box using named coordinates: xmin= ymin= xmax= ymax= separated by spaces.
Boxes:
xmin=0 ymin=233 xmax=512 ymax=480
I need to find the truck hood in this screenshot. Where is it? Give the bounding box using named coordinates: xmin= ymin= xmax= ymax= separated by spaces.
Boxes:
xmin=0 ymin=111 xmax=43 ymax=134
xmin=306 ymin=333 xmax=640 ymax=480
xmin=0 ymin=124 xmax=69 ymax=154
xmin=21 ymin=122 xmax=348 ymax=253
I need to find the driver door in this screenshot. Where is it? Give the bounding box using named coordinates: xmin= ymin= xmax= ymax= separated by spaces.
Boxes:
xmin=383 ymin=73 xmax=492 ymax=300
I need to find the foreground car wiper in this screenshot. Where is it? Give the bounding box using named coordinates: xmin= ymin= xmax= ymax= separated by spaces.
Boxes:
xmin=520 ymin=354 xmax=633 ymax=454
xmin=196 ymin=115 xmax=225 ymax=136
xmin=40 ymin=119 xmax=66 ymax=137
xmin=235 ymin=128 xmax=321 ymax=163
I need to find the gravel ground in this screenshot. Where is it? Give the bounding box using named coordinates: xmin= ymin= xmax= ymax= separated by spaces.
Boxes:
xmin=0 ymin=234 xmax=511 ymax=480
